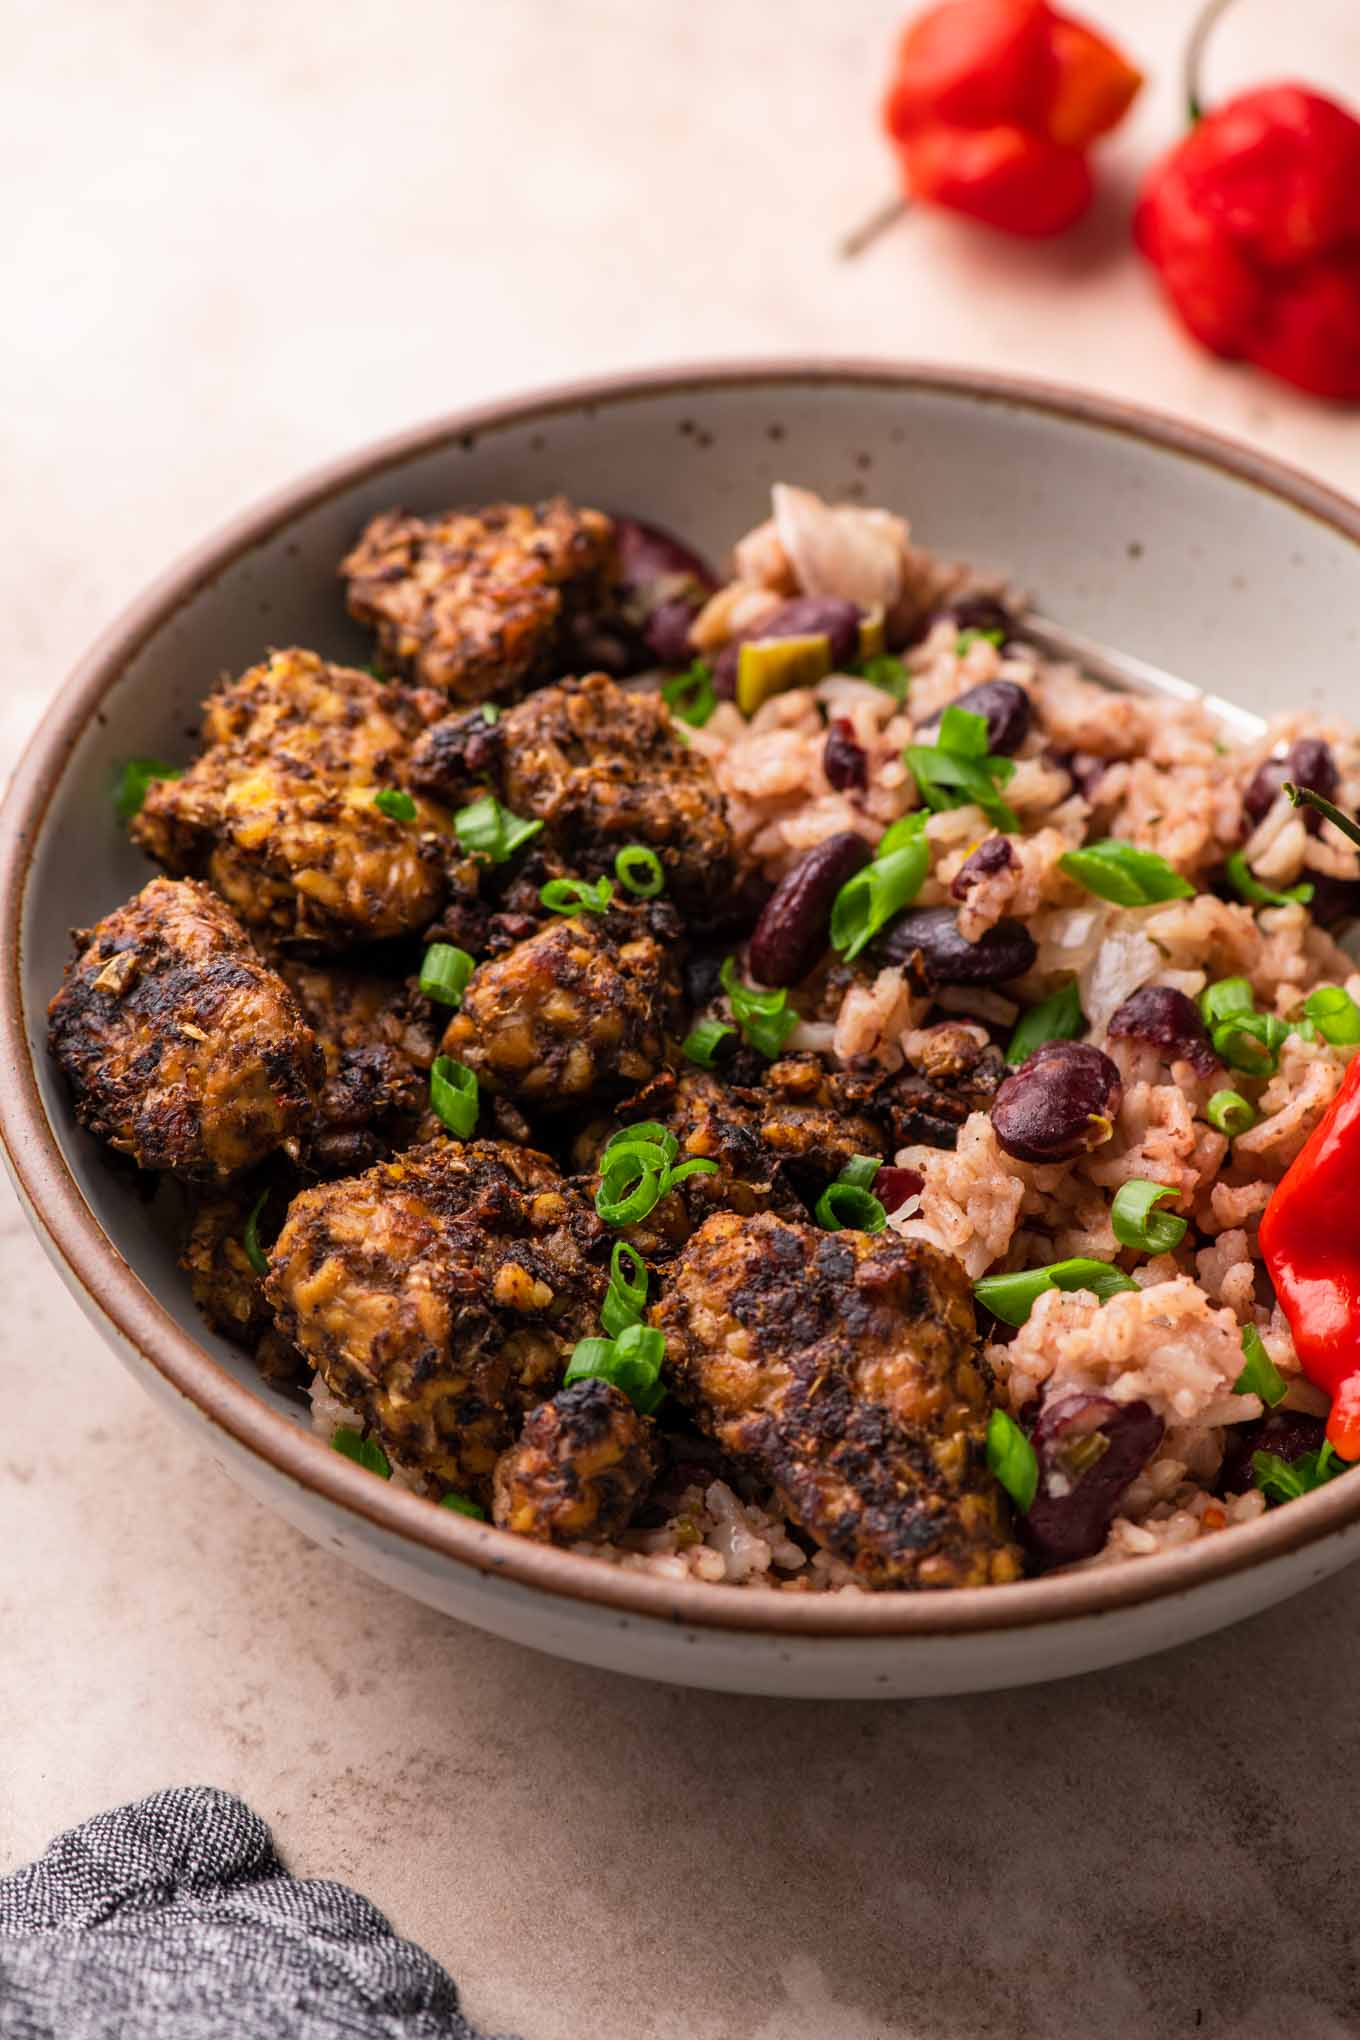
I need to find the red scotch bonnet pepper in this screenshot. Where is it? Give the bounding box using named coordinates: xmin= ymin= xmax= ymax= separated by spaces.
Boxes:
xmin=1135 ymin=77 xmax=1360 ymax=400
xmin=882 ymin=0 xmax=1142 ymax=236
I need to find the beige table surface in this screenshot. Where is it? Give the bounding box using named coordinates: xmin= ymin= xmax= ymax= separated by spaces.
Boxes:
xmin=4 ymin=3 xmax=1360 ymax=2035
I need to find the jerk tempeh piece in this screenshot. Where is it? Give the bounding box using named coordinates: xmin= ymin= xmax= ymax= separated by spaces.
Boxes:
xmin=492 ymin=1379 xmax=659 ymax=1544
xmin=438 ymin=907 xmax=680 ymax=1110
xmin=341 ymin=499 xmax=617 ymax=702
xmin=409 ymin=674 xmax=735 ymax=913
xmin=653 ymin=1211 xmax=1023 ymax=1589
xmin=273 ymin=957 xmax=438 ymax=1174
xmin=266 ymin=1139 xmax=607 ymax=1500
xmin=132 ymin=648 xmax=449 ymax=949
xmin=47 ymin=877 xmax=321 ymax=1180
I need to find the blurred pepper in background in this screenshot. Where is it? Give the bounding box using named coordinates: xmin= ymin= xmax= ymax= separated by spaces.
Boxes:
xmin=1135 ymin=86 xmax=1360 ymax=401
xmin=882 ymin=0 xmax=1141 ymax=237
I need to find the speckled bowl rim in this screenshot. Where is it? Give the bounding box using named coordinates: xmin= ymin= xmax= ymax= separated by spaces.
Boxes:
xmin=5 ymin=359 xmax=1360 ymax=1643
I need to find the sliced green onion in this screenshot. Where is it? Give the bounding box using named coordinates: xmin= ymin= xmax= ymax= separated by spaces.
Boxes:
xmin=595 ymin=1152 xmax=667 ymax=1227
xmin=957 ymin=627 xmax=1006 ymax=655
xmin=905 ymin=740 xmax=1018 ymax=834
xmin=114 ymin=758 xmax=183 ymax=821
xmin=1304 ymin=984 xmax=1360 ymax=1045
xmin=243 ymin=1188 xmax=271 ymax=1279
xmin=857 ymin=653 xmax=909 ymax=699
xmin=1252 ymin=1439 xmax=1347 ymax=1504
xmin=1007 ymin=979 xmax=1084 ymax=1065
xmin=661 ymin=661 xmax=717 ymax=728
xmin=719 ymin=955 xmax=797 ymax=1060
xmin=974 ymin=1257 xmax=1140 ymax=1328
xmin=419 ymin=943 xmax=476 ymax=1007
xmin=439 ymin=1492 xmax=487 ymax=1518
xmin=663 ymin=1157 xmax=719 ymax=1188
xmin=814 ymin=1181 xmax=887 ymax=1232
xmin=986 ymin=1409 xmax=1038 ymax=1512
xmin=453 ymin=794 xmax=543 ymax=864
xmin=1211 ymin=1009 xmax=1289 ymax=1076
xmin=838 ymin=1154 xmax=882 ymax=1191
xmin=332 ymin=1428 xmax=391 ymax=1478
xmin=1283 ymin=783 xmax=1360 ymax=851
xmin=480 ymin=703 xmax=500 ymax=725
xmin=604 ymin=1122 xmax=678 ymax=1163
xmin=430 ymin=1056 xmax=479 ymax=1137
xmin=1206 ymin=1089 xmax=1256 ymax=1136
xmin=564 ymin=1325 xmax=666 ymax=1416
xmin=1199 ymin=977 xmax=1255 ymax=1026
xmin=937 ymin=705 xmax=990 ymax=757
xmin=829 ymin=818 xmax=930 ymax=964
xmin=1111 ymin=1179 xmax=1187 ymax=1255
xmin=614 ymin=845 xmax=665 ymax=897
xmin=681 ymin=1018 xmax=735 ymax=1068
xmin=602 ymin=1240 xmax=649 ymax=1337
xmin=1059 ymin=839 xmax=1195 ymax=907
xmin=1224 ymin=850 xmax=1313 ymax=909
xmin=373 ymin=787 xmax=417 ymax=822
xmin=1234 ymin=1324 xmax=1287 ymax=1407
xmin=540 ymin=875 xmax=614 ymax=916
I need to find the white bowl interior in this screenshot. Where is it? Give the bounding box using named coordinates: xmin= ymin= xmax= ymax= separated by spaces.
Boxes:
xmin=21 ymin=371 xmax=1360 ymax=1436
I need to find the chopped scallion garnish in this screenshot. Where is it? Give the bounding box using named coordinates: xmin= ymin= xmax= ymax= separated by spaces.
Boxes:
xmin=957 ymin=627 xmax=1006 ymax=654
xmin=601 ymin=1240 xmax=649 ymax=1337
xmin=332 ymin=1428 xmax=391 ymax=1478
xmin=973 ymin=1257 xmax=1139 ymax=1327
xmin=242 ymin=1188 xmax=271 ymax=1279
xmin=828 ymin=814 xmax=929 ymax=963
xmin=540 ymin=875 xmax=614 ymax=916
xmin=857 ymin=653 xmax=909 ymax=699
xmin=906 ymin=709 xmax=1018 ymax=834
xmin=1234 ymin=1324 xmax=1288 ymax=1407
xmin=1110 ymin=1179 xmax=1187 ymax=1255
xmin=1224 ymin=850 xmax=1313 ymax=909
xmin=681 ymin=1018 xmax=735 ymax=1068
xmin=719 ymin=955 xmax=797 ymax=1060
xmin=1253 ymin=1439 xmax=1348 ymax=1503
xmin=439 ymin=1491 xmax=487 ymax=1517
xmin=986 ymin=1409 xmax=1038 ymax=1512
xmin=1206 ymin=1089 xmax=1256 ymax=1137
xmin=614 ymin=844 xmax=665 ymax=898
xmin=564 ymin=1323 xmax=666 ymax=1415
xmin=1006 ymin=979 xmax=1084 ymax=1065
xmin=430 ymin=1056 xmax=479 ymax=1137
xmin=453 ymin=794 xmax=543 ymax=864
xmin=419 ymin=943 xmax=476 ymax=1008
xmin=661 ymin=661 xmax=717 ymax=728
xmin=113 ymin=758 xmax=183 ymax=821
xmin=373 ymin=787 xmax=417 ymax=822
xmin=1304 ymin=984 xmax=1360 ymax=1044
xmin=1059 ymin=839 xmax=1194 ymax=907
xmin=814 ymin=1155 xmax=887 ymax=1234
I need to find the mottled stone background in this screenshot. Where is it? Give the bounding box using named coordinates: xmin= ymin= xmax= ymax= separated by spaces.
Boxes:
xmin=3 ymin=3 xmax=1359 ymax=2035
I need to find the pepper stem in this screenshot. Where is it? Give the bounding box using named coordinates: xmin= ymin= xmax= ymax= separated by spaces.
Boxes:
xmin=838 ymin=194 xmax=914 ymax=262
xmin=1185 ymin=0 xmax=1240 ymax=122
xmin=1285 ymin=782 xmax=1360 ymax=851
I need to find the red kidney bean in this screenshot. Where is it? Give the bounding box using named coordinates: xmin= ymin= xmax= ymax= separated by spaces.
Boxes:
xmin=1020 ymin=1395 xmax=1165 ymax=1565
xmin=875 ymin=1165 xmax=924 ymax=1213
xmin=951 ymin=834 xmax=1017 ymax=899
xmin=913 ymin=679 xmax=1032 ymax=757
xmin=748 ymin=832 xmax=873 ymax=987
xmin=1107 ymin=984 xmax=1217 ymax=1077
xmin=823 ymin=717 xmax=868 ymax=792
xmin=713 ymin=596 xmax=862 ymax=694
xmin=878 ymin=907 xmax=1037 ymax=986
xmin=1219 ymin=1409 xmax=1326 ymax=1494
xmin=1243 ymin=737 xmax=1338 ymax=835
xmin=938 ymin=593 xmax=1019 ymax=641
xmin=1305 ymin=874 xmax=1360 ymax=928
xmin=991 ymin=1040 xmax=1122 ymax=1162
xmin=612 ymin=516 xmax=718 ymax=670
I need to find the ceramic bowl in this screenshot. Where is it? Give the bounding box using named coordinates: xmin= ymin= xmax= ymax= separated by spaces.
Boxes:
xmin=4 ymin=362 xmax=1359 ymax=1700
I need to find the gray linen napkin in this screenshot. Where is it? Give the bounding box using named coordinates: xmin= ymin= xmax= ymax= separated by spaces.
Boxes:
xmin=0 ymin=1787 xmax=514 ymax=2040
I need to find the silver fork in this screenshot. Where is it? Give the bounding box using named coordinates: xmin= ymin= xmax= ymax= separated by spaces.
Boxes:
xmin=1020 ymin=615 xmax=1267 ymax=744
